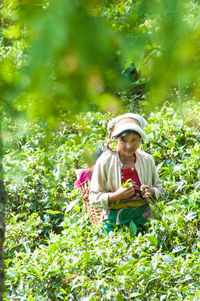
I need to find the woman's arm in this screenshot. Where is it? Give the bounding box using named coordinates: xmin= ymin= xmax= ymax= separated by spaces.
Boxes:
xmin=89 ymin=155 xmax=111 ymax=208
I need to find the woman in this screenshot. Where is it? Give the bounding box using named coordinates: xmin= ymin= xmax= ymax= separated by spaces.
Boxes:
xmin=89 ymin=113 xmax=164 ymax=233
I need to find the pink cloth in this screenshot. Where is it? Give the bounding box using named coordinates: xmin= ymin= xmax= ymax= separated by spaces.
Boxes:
xmin=74 ymin=168 xmax=93 ymax=189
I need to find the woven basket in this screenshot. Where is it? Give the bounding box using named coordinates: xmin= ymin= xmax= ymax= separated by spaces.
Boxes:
xmin=80 ymin=180 xmax=102 ymax=226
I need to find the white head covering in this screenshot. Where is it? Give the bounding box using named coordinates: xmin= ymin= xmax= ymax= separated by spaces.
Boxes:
xmin=107 ymin=113 xmax=148 ymax=140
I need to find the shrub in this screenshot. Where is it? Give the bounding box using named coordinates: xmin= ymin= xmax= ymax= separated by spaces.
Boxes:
xmin=4 ymin=102 xmax=200 ymax=300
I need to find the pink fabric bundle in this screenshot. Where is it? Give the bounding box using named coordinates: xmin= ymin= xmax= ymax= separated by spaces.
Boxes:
xmin=74 ymin=168 xmax=93 ymax=189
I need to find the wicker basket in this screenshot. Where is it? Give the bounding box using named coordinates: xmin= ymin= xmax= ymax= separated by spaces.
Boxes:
xmin=80 ymin=180 xmax=102 ymax=226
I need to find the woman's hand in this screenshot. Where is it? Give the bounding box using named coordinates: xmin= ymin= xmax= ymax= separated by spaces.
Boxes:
xmin=108 ymin=185 xmax=135 ymax=204
xmin=117 ymin=186 xmax=136 ymax=200
xmin=140 ymin=184 xmax=155 ymax=199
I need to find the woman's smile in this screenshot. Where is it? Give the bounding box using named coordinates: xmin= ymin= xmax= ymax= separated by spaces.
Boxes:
xmin=117 ymin=133 xmax=140 ymax=159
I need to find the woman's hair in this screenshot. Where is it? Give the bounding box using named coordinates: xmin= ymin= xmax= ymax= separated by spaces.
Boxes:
xmin=104 ymin=131 xmax=116 ymax=153
xmin=104 ymin=129 xmax=141 ymax=153
xmin=116 ymin=129 xmax=141 ymax=139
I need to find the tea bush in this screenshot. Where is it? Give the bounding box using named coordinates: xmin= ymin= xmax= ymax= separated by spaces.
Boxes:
xmin=4 ymin=103 xmax=200 ymax=300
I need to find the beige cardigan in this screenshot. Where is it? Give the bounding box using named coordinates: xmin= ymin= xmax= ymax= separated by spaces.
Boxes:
xmin=89 ymin=148 xmax=164 ymax=209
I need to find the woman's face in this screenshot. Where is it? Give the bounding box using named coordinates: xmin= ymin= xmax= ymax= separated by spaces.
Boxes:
xmin=116 ymin=132 xmax=140 ymax=158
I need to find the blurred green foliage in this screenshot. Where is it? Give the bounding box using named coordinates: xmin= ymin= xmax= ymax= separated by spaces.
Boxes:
xmin=1 ymin=0 xmax=200 ymax=118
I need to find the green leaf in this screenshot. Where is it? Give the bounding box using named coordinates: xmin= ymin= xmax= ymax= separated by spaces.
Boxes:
xmin=45 ymin=209 xmax=62 ymax=215
xmin=129 ymin=221 xmax=137 ymax=236
xmin=65 ymin=200 xmax=78 ymax=213
xmin=146 ymin=235 xmax=158 ymax=247
xmin=172 ymin=246 xmax=186 ymax=253
xmin=129 ymin=292 xmax=142 ymax=297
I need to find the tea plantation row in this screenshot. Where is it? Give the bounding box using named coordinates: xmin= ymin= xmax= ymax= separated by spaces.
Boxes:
xmin=4 ymin=103 xmax=200 ymax=300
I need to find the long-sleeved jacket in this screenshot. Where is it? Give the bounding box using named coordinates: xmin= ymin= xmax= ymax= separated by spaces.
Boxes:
xmin=89 ymin=148 xmax=164 ymax=209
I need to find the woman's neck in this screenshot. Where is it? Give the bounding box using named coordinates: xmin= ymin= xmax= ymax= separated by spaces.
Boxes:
xmin=119 ymin=153 xmax=135 ymax=168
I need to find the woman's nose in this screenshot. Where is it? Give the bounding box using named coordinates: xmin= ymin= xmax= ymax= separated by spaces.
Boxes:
xmin=126 ymin=142 xmax=133 ymax=148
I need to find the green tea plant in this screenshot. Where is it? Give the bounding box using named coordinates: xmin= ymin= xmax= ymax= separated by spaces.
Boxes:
xmin=4 ymin=102 xmax=200 ymax=300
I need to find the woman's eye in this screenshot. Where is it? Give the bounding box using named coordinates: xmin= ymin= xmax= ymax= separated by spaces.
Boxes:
xmin=122 ymin=140 xmax=137 ymax=143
